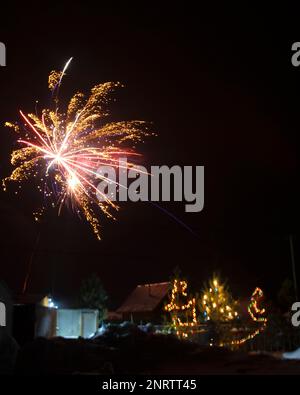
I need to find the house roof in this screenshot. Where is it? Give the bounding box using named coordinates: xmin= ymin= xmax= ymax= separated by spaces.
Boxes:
xmin=116 ymin=282 xmax=170 ymax=313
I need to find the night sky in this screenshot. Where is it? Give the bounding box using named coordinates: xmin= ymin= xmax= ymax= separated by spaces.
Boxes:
xmin=0 ymin=4 xmax=299 ymax=308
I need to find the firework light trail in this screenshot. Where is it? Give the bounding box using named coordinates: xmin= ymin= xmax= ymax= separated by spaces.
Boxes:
xmin=3 ymin=58 xmax=150 ymax=239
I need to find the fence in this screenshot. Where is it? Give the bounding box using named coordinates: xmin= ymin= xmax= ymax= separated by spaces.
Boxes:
xmin=239 ymin=331 xmax=300 ymax=352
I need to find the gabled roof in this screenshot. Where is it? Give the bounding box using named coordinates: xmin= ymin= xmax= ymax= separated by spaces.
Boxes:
xmin=116 ymin=282 xmax=170 ymax=313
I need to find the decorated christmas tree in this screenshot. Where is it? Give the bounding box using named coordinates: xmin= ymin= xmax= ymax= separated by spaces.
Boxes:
xmin=200 ymin=274 xmax=238 ymax=323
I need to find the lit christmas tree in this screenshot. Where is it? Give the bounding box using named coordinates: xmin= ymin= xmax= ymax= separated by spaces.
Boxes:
xmin=200 ymin=274 xmax=238 ymax=323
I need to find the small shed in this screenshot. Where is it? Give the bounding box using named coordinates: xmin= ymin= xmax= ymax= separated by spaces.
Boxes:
xmin=116 ymin=282 xmax=170 ymax=323
xmin=13 ymin=293 xmax=57 ymax=345
xmin=56 ymin=309 xmax=99 ymax=338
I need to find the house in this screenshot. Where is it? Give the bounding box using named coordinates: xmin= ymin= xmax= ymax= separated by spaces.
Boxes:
xmin=116 ymin=282 xmax=170 ymax=324
xmin=0 ymin=281 xmax=12 ymax=334
xmin=0 ymin=281 xmax=18 ymax=374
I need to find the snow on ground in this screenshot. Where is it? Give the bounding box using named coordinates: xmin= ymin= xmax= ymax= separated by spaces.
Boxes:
xmin=283 ymin=348 xmax=300 ymax=360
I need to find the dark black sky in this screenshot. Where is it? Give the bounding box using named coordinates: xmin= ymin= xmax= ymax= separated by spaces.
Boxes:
xmin=0 ymin=4 xmax=299 ymax=307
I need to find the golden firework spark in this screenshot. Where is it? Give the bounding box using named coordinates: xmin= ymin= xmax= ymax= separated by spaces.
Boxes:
xmin=3 ymin=58 xmax=151 ymax=239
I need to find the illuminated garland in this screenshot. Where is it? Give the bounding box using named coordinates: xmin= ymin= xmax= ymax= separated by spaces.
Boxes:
xmin=164 ymin=274 xmax=268 ymax=346
xmin=227 ymin=287 xmax=267 ymax=347
xmin=165 ymin=279 xmax=197 ymax=338
xmin=248 ymin=287 xmax=267 ymax=322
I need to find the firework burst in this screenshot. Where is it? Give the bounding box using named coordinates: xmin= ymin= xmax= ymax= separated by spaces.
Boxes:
xmin=3 ymin=58 xmax=150 ymax=239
